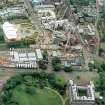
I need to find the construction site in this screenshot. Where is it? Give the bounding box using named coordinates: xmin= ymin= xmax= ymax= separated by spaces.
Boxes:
xmin=0 ymin=0 xmax=100 ymax=71
xmin=0 ymin=1 xmax=103 ymax=105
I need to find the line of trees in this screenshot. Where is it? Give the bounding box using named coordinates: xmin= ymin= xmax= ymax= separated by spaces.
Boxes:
xmin=0 ymin=27 xmax=4 ymax=43
xmin=69 ymin=0 xmax=96 ymax=6
xmin=94 ymin=62 xmax=105 ymax=105
xmin=52 ymin=57 xmax=74 ymax=72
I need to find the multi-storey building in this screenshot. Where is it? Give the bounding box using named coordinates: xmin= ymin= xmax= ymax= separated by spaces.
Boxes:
xmin=68 ymin=80 xmax=95 ymax=105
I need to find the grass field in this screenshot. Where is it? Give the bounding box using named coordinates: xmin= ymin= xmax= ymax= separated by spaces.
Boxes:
xmin=11 ymin=84 xmax=63 ymax=105
xmin=94 ymin=56 xmax=105 ymax=69
xmin=0 ymin=43 xmax=7 ymax=49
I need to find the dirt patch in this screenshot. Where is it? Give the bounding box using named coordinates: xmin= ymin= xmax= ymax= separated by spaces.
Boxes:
xmin=57 ymin=71 xmax=99 ymax=84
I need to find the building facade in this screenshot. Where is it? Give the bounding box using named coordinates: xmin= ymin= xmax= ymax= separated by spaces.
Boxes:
xmin=68 ymin=80 xmax=95 ymax=105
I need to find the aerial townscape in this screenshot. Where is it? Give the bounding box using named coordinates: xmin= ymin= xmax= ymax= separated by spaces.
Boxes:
xmin=0 ymin=0 xmax=105 ymax=105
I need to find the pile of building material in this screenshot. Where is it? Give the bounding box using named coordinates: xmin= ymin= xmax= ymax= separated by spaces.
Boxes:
xmin=77 ymin=24 xmax=96 ymax=36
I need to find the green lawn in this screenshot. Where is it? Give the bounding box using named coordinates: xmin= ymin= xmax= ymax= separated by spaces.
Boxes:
xmin=65 ymin=99 xmax=69 ymax=105
xmin=101 ymin=42 xmax=105 ymax=49
xmin=94 ymin=56 xmax=105 ymax=69
xmin=11 ymin=85 xmax=63 ymax=105
xmin=0 ymin=43 xmax=7 ymax=49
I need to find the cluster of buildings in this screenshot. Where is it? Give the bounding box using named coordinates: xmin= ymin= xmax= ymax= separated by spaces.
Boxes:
xmin=0 ymin=0 xmax=98 ymax=70
xmin=0 ymin=6 xmax=27 ymax=20
xmin=75 ymin=5 xmax=97 ymax=23
xmin=8 ymin=48 xmax=43 ymax=68
xmin=27 ymin=0 xmax=91 ymax=69
xmin=77 ymin=24 xmax=97 ymax=53
xmin=34 ymin=5 xmax=56 ymax=23
xmin=0 ymin=0 xmax=102 ymax=105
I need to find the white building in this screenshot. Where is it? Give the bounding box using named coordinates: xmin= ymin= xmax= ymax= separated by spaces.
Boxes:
xmin=98 ymin=0 xmax=104 ymax=6
xmin=36 ymin=49 xmax=43 ymax=60
xmin=0 ymin=7 xmax=27 ymax=19
xmin=34 ymin=5 xmax=55 ymax=11
xmin=43 ymin=19 xmax=68 ymax=30
xmin=9 ymin=48 xmax=39 ymax=68
xmin=43 ymin=20 xmax=76 ymax=32
xmin=3 ymin=22 xmax=18 ymax=41
xmin=77 ymin=24 xmax=96 ymax=36
xmin=34 ymin=5 xmax=56 ymax=23
xmin=68 ymin=80 xmax=95 ymax=105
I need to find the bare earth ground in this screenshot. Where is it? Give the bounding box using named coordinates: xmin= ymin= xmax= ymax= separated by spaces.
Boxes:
xmin=0 ymin=67 xmax=99 ymax=88
xmin=0 ymin=69 xmax=15 ymax=79
xmin=57 ymin=71 xmax=99 ymax=84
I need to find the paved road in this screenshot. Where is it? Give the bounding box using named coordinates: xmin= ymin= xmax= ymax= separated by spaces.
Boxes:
xmin=95 ymin=0 xmax=100 ymax=55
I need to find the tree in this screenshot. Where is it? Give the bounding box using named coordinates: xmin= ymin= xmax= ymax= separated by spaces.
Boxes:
xmin=52 ymin=57 xmax=62 ymax=71
xmin=99 ymin=48 xmax=105 ymax=56
xmin=11 ymin=74 xmax=23 ymax=84
xmin=52 ymin=57 xmax=61 ymax=66
xmin=88 ymin=62 xmax=96 ymax=71
xmin=25 ymin=86 xmax=35 ymax=95
xmin=3 ymin=74 xmax=23 ymax=91
xmin=53 ymin=63 xmax=62 ymax=71
xmin=1 ymin=90 xmax=12 ymax=104
xmin=64 ymin=66 xmax=73 ymax=72
xmin=7 ymin=101 xmax=19 ymax=105
xmin=43 ymin=51 xmax=48 ymax=62
xmin=24 ymin=75 xmax=33 ymax=86
xmin=0 ymin=27 xmax=4 ymax=43
xmin=101 ymin=64 xmax=105 ymax=71
xmin=76 ymin=75 xmax=80 ymax=80
xmin=102 ymin=0 xmax=105 ymax=23
xmin=38 ymin=60 xmax=47 ymax=70
xmin=70 ymin=0 xmax=95 ymax=6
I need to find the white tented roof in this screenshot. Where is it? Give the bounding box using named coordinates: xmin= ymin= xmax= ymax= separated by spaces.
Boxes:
xmin=3 ymin=22 xmax=18 ymax=40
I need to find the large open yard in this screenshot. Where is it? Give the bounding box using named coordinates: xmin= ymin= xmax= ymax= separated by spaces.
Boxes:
xmin=56 ymin=71 xmax=99 ymax=84
xmin=11 ymin=84 xmax=63 ymax=105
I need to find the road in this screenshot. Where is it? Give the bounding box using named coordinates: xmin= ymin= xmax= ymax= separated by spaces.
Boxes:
xmin=24 ymin=0 xmax=45 ymax=45
xmin=95 ymin=0 xmax=100 ymax=55
xmin=30 ymin=14 xmax=45 ymax=45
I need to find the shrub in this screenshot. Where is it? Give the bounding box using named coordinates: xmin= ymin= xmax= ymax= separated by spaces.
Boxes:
xmin=52 ymin=57 xmax=61 ymax=66
xmin=25 ymin=86 xmax=35 ymax=95
xmin=76 ymin=75 xmax=80 ymax=80
xmin=53 ymin=63 xmax=62 ymax=71
xmin=64 ymin=66 xmax=73 ymax=72
xmin=38 ymin=60 xmax=47 ymax=70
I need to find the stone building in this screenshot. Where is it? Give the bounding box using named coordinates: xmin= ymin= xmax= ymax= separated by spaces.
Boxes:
xmin=68 ymin=80 xmax=95 ymax=105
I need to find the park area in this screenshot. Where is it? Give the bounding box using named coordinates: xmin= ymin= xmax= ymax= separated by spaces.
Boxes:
xmin=0 ymin=72 xmax=65 ymax=105
xmin=11 ymin=85 xmax=63 ymax=105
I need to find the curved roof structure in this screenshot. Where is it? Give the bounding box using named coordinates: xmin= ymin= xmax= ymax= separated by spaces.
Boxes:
xmin=3 ymin=22 xmax=18 ymax=40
